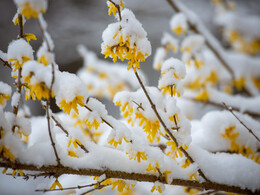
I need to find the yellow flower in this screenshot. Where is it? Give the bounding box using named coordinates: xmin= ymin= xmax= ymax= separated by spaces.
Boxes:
xmin=8 ymin=56 xmax=31 ymax=72
xmin=107 ymin=0 xmax=125 ymax=16
xmin=146 ymin=162 xmax=159 ymax=173
xmin=127 ymin=151 xmax=147 ymax=163
xmin=0 ymin=145 xmax=15 ymax=162
xmin=37 ymin=55 xmax=49 ymax=66
xmin=194 ymin=59 xmax=204 ymax=69
xmin=49 ymin=179 xmax=63 ymax=190
xmin=24 ymin=33 xmax=37 ymax=43
xmin=206 ymin=70 xmax=218 ymax=86
xmin=233 ymin=77 xmax=245 ymax=91
xmin=108 ymin=138 xmax=129 ymax=148
xmin=103 ymin=35 xmax=148 ymax=72
xmin=68 ymin=150 xmax=78 ymax=158
xmin=181 ymin=159 xmax=191 ymax=168
xmin=59 ymin=96 xmax=85 ymax=115
xmin=111 ymin=180 xmax=128 ymax=193
xmin=0 ymin=94 xmax=10 ymax=106
xmin=25 ymin=82 xmax=51 ymax=101
xmin=172 ymin=26 xmax=186 ymax=36
xmin=164 ymin=170 xmax=172 ymax=184
xmin=19 ymin=2 xmax=46 ymax=19
xmin=222 ymin=126 xmax=239 ymax=141
xmin=151 ymin=185 xmax=162 ymax=193
xmin=195 ymin=89 xmax=210 ymax=102
xmin=161 ymin=85 xmax=181 ymax=97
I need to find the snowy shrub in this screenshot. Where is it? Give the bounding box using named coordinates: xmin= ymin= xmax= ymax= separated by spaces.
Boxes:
xmin=0 ymin=0 xmax=259 ymax=194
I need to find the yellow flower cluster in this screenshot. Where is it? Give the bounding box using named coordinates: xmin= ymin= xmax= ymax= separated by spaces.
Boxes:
xmin=227 ymin=30 xmax=260 ymax=55
xmin=0 ymin=145 xmax=15 ymax=162
xmin=8 ymin=56 xmax=31 ymax=72
xmin=115 ymin=101 xmax=160 ymax=143
xmin=146 ymin=162 xmax=159 ymax=173
xmin=107 ymin=0 xmax=125 ymax=16
xmin=111 ymin=179 xmax=135 ymax=193
xmin=161 ymin=85 xmax=180 ymax=97
xmin=19 ymin=2 xmax=46 ymax=19
xmin=222 ymin=126 xmax=260 ymax=163
xmin=103 ymin=35 xmax=148 ymax=72
xmin=166 ymin=141 xmax=185 ymax=159
xmin=108 ymin=137 xmax=129 ymax=148
xmin=25 ymin=81 xmax=52 ymax=101
xmin=67 ymin=138 xmax=82 ymax=158
xmin=126 ymin=151 xmax=147 ymax=163
xmin=59 ymin=96 xmax=85 ymax=115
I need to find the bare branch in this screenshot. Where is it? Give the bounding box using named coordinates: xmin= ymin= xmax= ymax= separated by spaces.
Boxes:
xmin=223 ymin=102 xmax=260 ymax=142
xmin=36 ymin=179 xmax=107 ymax=192
xmin=0 ymin=58 xmax=12 ymax=69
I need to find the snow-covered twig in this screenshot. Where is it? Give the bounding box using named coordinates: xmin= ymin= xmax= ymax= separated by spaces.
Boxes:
xmin=12 ymin=14 xmax=24 ymax=133
xmin=0 ymin=159 xmax=257 ymax=194
xmin=223 ymin=102 xmax=260 ymax=142
xmin=134 ymin=70 xmax=209 ymax=182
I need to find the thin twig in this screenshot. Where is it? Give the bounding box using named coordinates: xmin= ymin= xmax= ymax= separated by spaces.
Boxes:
xmin=36 ymin=179 xmax=107 ymax=192
xmin=0 ymin=159 xmax=257 ymax=194
xmin=81 ymin=185 xmax=108 ymax=195
xmin=11 ymin=14 xmax=24 ymax=133
xmin=45 ymin=100 xmax=61 ymax=166
xmin=0 ymin=58 xmax=12 ymax=69
xmin=134 ymin=70 xmax=209 ymax=182
xmin=223 ymin=102 xmax=260 ymax=142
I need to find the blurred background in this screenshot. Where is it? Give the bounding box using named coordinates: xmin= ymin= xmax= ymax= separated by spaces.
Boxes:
xmin=0 ymin=0 xmax=259 ymax=194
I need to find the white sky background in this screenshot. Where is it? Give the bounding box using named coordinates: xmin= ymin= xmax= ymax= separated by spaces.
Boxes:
xmin=0 ymin=0 xmax=259 ymax=194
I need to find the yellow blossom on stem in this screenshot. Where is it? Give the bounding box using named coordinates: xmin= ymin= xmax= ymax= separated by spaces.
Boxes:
xmin=24 ymin=33 xmax=37 ymax=43
xmin=108 ymin=138 xmax=122 ymax=148
xmin=127 ymin=151 xmax=147 ymax=163
xmin=0 ymin=145 xmax=15 ymax=162
xmin=19 ymin=2 xmax=46 ymax=19
xmin=164 ymin=170 xmax=172 ymax=184
xmin=151 ymin=185 xmax=162 ymax=193
xmin=195 ymin=89 xmax=210 ymax=102
xmin=25 ymin=82 xmax=52 ymax=101
xmin=85 ymin=119 xmax=100 ymax=130
xmin=2 ymin=168 xmax=8 ymax=174
xmin=146 ymin=163 xmax=159 ymax=173
xmin=8 ymin=56 xmax=31 ymax=72
xmin=49 ymin=179 xmax=63 ymax=190
xmin=59 ymin=96 xmax=85 ymax=115
xmin=111 ymin=180 xmax=129 ymax=193
xmin=161 ymin=85 xmax=181 ymax=97
xmin=172 ymin=26 xmax=186 ymax=36
xmin=37 ymin=55 xmax=49 ymax=66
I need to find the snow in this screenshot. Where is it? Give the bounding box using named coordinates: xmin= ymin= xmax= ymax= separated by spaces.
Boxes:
xmin=7 ymin=39 xmax=34 ymax=62
xmin=11 ymin=91 xmax=20 ymax=107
